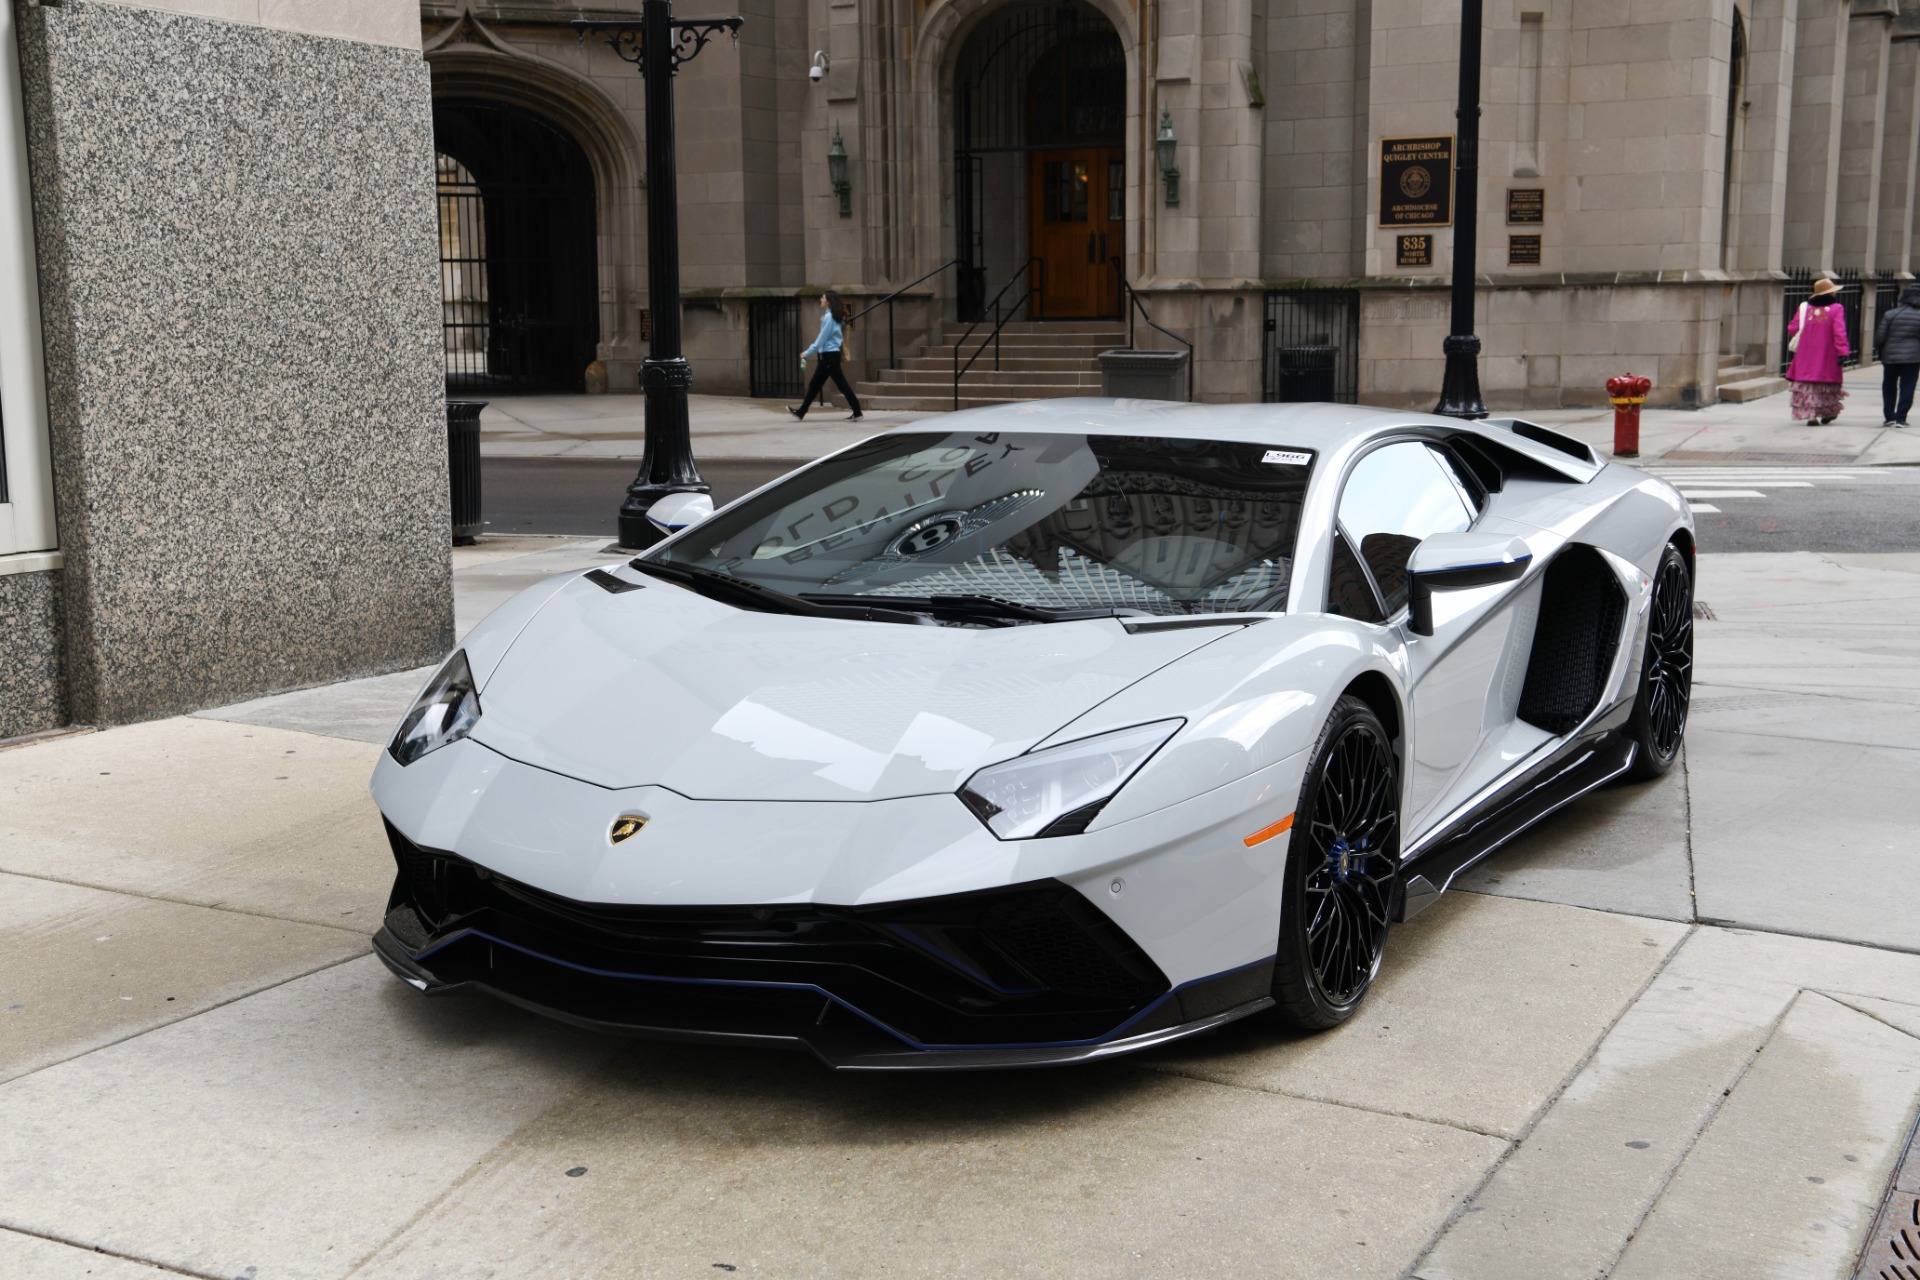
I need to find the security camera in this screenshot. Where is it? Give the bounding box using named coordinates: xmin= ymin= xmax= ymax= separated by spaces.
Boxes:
xmin=809 ymin=51 xmax=830 ymax=82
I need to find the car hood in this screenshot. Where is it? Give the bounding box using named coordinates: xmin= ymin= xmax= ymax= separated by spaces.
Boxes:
xmin=466 ymin=571 xmax=1233 ymax=800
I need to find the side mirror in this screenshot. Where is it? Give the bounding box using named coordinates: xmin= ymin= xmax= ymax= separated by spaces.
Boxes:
xmin=1406 ymin=533 xmax=1532 ymax=636
xmin=645 ymin=492 xmax=717 ymax=537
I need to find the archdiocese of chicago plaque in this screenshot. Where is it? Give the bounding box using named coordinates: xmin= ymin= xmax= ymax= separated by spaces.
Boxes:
xmin=1378 ymin=135 xmax=1453 ymax=227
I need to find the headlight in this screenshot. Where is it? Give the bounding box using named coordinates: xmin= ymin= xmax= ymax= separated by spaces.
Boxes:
xmin=389 ymin=650 xmax=481 ymax=766
xmin=958 ymin=720 xmax=1182 ymax=840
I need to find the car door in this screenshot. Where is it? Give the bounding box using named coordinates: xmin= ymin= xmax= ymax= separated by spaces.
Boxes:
xmin=1332 ymin=440 xmax=1527 ymax=839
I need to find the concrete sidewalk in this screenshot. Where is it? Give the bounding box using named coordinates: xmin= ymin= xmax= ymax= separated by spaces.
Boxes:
xmin=3 ymin=536 xmax=1917 ymax=1277
xmin=479 ymin=362 xmax=1920 ymax=466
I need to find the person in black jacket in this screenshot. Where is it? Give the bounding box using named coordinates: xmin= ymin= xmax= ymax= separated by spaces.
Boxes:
xmin=1874 ymin=284 xmax=1920 ymax=427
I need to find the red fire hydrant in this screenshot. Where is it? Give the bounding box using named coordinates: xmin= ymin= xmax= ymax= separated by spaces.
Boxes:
xmin=1607 ymin=374 xmax=1652 ymax=458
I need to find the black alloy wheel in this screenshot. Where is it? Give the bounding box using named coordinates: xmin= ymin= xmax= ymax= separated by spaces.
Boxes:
xmin=1623 ymin=543 xmax=1694 ymax=781
xmin=1271 ymin=695 xmax=1400 ymax=1030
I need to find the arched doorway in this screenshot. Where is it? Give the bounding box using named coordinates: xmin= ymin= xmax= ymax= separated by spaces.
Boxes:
xmin=953 ymin=1 xmax=1125 ymax=321
xmin=432 ymin=99 xmax=599 ymax=393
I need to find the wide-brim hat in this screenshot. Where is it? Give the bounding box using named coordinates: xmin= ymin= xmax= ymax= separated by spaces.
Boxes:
xmin=1811 ymin=277 xmax=1841 ymax=297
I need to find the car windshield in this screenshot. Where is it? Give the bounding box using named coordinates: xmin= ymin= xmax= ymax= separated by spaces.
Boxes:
xmin=649 ymin=430 xmax=1313 ymax=619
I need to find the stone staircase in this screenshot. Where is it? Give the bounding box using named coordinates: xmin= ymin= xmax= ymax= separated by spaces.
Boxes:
xmin=855 ymin=320 xmax=1126 ymax=412
xmin=1716 ymin=352 xmax=1787 ymax=403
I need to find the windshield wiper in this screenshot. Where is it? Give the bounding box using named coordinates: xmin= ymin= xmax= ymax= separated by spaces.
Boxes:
xmin=802 ymin=592 xmax=1150 ymax=626
xmin=630 ymin=561 xmax=928 ymax=625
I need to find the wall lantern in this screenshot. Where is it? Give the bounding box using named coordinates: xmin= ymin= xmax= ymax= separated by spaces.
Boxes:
xmin=827 ymin=124 xmax=851 ymax=217
xmin=1155 ymin=107 xmax=1179 ymax=207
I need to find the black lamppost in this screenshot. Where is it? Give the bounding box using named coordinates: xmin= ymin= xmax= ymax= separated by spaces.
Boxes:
xmin=576 ymin=3 xmax=744 ymax=548
xmin=1435 ymin=0 xmax=1487 ymax=420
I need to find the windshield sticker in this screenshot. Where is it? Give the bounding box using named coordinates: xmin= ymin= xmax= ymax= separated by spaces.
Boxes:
xmin=1262 ymin=450 xmax=1314 ymax=466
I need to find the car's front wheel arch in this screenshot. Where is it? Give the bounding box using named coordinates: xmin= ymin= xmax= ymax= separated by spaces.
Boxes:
xmin=1270 ymin=693 xmax=1400 ymax=1031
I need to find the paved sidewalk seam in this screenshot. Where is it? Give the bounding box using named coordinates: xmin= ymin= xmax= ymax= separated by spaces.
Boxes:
xmin=1135 ymin=1065 xmax=1515 ymax=1141
xmin=1818 ymin=993 xmax=1920 ymax=1041
xmin=1691 ymin=726 xmax=1920 ymax=754
xmin=1693 ymin=920 xmax=1920 ymax=958
xmin=1590 ymin=989 xmax=1847 ymax=1279
xmin=0 ymin=952 xmax=364 ymax=1089
xmin=1 ymin=1222 xmax=224 ymax=1279
xmin=0 ymin=868 xmax=376 ymax=940
xmin=1696 ymin=681 xmax=1920 ymax=707
xmin=1406 ymin=921 xmax=1699 ymax=1280
xmin=1451 ymin=887 xmax=1694 ymax=927
xmin=335 ymin=1067 xmax=625 ymax=1278
xmin=1700 ymin=590 xmax=1920 ymax=612
xmin=1682 ymin=749 xmax=1699 ymax=921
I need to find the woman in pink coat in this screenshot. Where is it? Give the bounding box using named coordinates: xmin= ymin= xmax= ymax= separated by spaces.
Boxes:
xmin=1786 ymin=277 xmax=1851 ymax=424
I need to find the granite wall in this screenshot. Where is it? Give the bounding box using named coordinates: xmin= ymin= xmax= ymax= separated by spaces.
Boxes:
xmin=16 ymin=1 xmax=453 ymax=726
xmin=0 ymin=569 xmax=67 ymax=739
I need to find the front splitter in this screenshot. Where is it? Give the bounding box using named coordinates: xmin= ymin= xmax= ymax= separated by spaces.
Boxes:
xmin=370 ymin=927 xmax=1273 ymax=1071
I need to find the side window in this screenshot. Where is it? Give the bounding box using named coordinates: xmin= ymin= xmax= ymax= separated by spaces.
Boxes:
xmin=1432 ymin=445 xmax=1485 ymax=516
xmin=1335 ymin=443 xmax=1473 ymax=616
xmin=1327 ymin=529 xmax=1387 ymax=624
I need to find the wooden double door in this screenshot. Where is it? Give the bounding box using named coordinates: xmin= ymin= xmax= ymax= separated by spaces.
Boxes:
xmin=1029 ymin=147 xmax=1123 ymax=319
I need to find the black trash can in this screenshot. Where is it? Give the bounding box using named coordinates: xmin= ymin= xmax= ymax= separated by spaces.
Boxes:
xmin=446 ymin=400 xmax=487 ymax=545
xmin=1275 ymin=345 xmax=1338 ymax=402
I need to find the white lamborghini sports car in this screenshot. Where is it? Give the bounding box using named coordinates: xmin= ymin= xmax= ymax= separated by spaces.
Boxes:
xmin=370 ymin=400 xmax=1695 ymax=1069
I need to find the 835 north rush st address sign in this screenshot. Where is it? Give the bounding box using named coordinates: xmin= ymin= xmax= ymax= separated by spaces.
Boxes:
xmin=1378 ymin=135 xmax=1453 ymax=228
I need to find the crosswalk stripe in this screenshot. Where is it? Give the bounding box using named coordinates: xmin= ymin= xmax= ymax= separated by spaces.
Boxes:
xmin=1648 ymin=469 xmax=1872 ymax=477
xmin=1688 ymin=503 xmax=1722 ymax=513
xmin=1668 ymin=480 xmax=1816 ymax=488
xmin=1677 ymin=489 xmax=1765 ymax=498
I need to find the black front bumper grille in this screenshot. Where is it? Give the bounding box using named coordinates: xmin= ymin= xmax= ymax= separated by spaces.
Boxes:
xmin=379 ymin=822 xmax=1196 ymax=1057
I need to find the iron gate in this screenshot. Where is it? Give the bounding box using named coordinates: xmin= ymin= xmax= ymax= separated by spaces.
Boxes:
xmin=1779 ymin=269 xmax=1862 ymax=373
xmin=749 ymin=298 xmax=804 ymax=399
xmin=433 ymin=99 xmax=600 ymax=394
xmin=1873 ymin=274 xmax=1901 ymax=356
xmin=1263 ymin=290 xmax=1361 ymax=404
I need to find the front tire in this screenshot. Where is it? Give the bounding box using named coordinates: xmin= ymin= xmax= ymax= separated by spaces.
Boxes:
xmin=1271 ymin=695 xmax=1400 ymax=1031
xmin=1622 ymin=543 xmax=1694 ymax=781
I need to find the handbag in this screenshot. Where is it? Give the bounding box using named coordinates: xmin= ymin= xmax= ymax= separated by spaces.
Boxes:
xmin=1787 ymin=301 xmax=1808 ymax=355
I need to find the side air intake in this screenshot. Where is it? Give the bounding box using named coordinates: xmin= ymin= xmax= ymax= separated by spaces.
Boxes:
xmin=1518 ymin=546 xmax=1627 ymax=734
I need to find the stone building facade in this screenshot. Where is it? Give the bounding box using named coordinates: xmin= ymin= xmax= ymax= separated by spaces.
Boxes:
xmin=420 ymin=0 xmax=1920 ymax=410
xmin=0 ymin=0 xmax=453 ymax=740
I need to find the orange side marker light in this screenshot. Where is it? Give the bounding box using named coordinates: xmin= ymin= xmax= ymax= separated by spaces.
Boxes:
xmin=1243 ymin=813 xmax=1295 ymax=847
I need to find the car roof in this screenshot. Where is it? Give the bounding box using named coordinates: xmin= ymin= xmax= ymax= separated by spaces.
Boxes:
xmin=869 ymin=398 xmax=1604 ymax=482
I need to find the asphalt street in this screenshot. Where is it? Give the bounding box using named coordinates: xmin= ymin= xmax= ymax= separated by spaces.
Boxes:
xmin=485 ymin=454 xmax=1920 ymax=551
xmin=1657 ymin=462 xmax=1920 ymax=552
xmin=481 ymin=457 xmax=797 ymax=539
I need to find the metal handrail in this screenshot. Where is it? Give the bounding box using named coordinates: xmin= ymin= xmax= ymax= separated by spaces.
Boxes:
xmin=848 ymin=258 xmax=959 ymax=370
xmin=951 ymin=257 xmax=1043 ymax=411
xmin=1108 ymin=256 xmax=1194 ymax=402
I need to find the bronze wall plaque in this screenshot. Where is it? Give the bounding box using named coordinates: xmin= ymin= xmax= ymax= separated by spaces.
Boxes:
xmin=1396 ymin=234 xmax=1433 ymax=267
xmin=1508 ymin=234 xmax=1542 ymax=265
xmin=1507 ymin=187 xmax=1545 ymax=224
xmin=1378 ymin=135 xmax=1453 ymax=227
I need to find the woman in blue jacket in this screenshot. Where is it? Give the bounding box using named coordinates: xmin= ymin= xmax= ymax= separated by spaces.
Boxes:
xmin=788 ymin=291 xmax=864 ymax=421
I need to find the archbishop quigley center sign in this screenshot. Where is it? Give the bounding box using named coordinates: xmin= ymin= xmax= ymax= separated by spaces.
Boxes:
xmin=1378 ymin=135 xmax=1453 ymax=228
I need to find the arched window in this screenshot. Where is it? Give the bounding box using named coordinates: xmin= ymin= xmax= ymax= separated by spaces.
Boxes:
xmin=0 ymin=1 xmax=56 ymax=562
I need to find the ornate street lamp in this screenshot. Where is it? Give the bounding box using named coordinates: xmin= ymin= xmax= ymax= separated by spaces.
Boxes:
xmin=1435 ymin=0 xmax=1487 ymax=420
xmin=827 ymin=125 xmax=851 ymax=218
xmin=576 ymin=2 xmax=744 ymax=548
xmin=1155 ymin=107 xmax=1179 ymax=207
